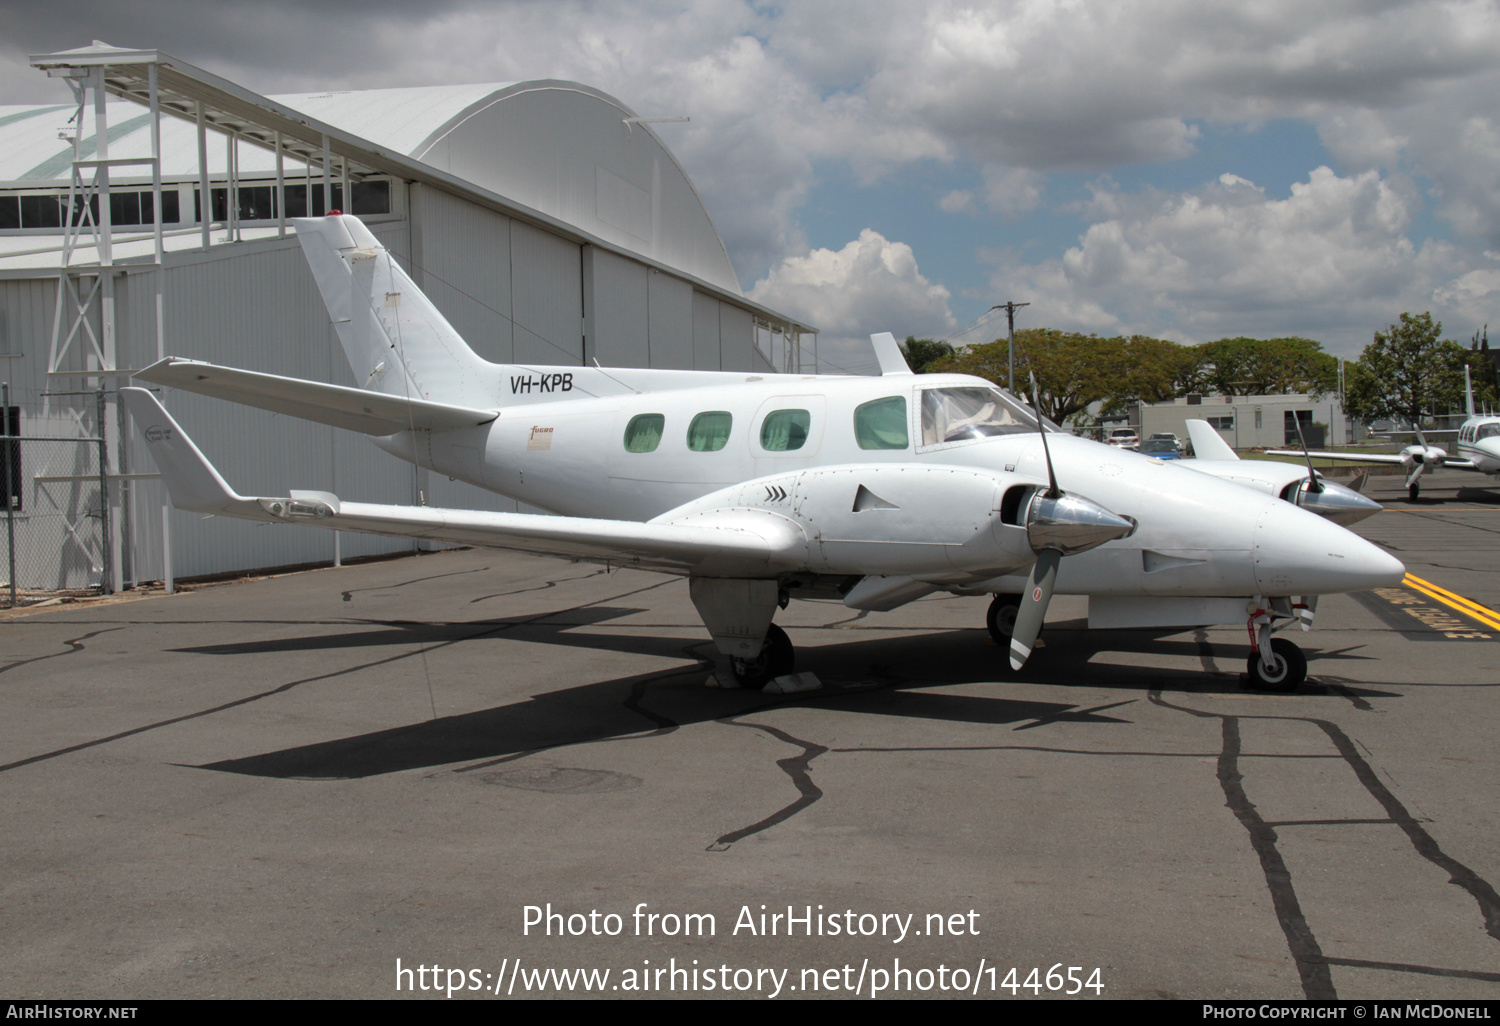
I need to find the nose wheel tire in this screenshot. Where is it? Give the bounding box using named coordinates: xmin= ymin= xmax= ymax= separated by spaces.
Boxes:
xmin=730 ymin=624 xmax=794 ymax=691
xmin=1245 ymin=638 xmax=1307 ymax=692
xmin=986 ymin=593 xmax=1023 ymax=646
xmin=1409 ymin=483 xmax=1421 ymax=502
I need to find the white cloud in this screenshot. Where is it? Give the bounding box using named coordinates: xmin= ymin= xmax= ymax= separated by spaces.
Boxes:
xmin=993 ymin=167 xmax=1478 ymax=354
xmin=748 ymin=229 xmax=956 ymax=374
xmin=4 ymin=0 xmax=1500 ymax=321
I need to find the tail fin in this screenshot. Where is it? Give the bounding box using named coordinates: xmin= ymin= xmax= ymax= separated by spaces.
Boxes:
xmin=1185 ymin=418 xmax=1238 ymax=461
xmin=295 ymin=214 xmax=495 ymax=409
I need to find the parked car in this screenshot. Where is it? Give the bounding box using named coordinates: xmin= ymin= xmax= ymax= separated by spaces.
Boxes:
xmin=1106 ymin=428 xmax=1140 ymax=449
xmin=1136 ymin=437 xmax=1183 ymax=459
xmin=1149 ymin=432 xmax=1181 ymax=447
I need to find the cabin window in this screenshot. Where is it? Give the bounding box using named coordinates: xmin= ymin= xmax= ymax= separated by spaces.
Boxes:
xmin=622 ymin=414 xmax=664 ymax=452
xmin=760 ymin=409 xmax=810 ymax=451
xmin=687 ymin=411 xmax=733 ymax=452
xmin=854 ymin=396 xmax=908 ymax=450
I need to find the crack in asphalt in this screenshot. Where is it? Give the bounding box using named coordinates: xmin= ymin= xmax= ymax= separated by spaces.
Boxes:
xmin=705 ymin=716 xmax=828 ymax=852
xmin=0 ymin=627 xmax=123 ymax=677
xmin=341 ymin=565 xmax=492 ymax=602
xmin=1148 ymin=682 xmax=1500 ymax=1000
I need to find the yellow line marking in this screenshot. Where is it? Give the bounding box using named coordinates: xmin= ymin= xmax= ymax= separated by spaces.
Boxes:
xmin=1402 ymin=573 xmax=1500 ymax=632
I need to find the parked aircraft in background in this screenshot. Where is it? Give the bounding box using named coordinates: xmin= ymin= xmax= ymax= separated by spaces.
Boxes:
xmin=126 ymin=215 xmax=1405 ymax=692
xmin=1182 ymin=420 xmax=1382 ymax=525
xmin=1265 ymin=371 xmax=1500 ymax=500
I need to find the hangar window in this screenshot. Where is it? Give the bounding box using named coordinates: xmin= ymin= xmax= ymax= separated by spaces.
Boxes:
xmin=1207 ymin=416 xmax=1234 ymax=430
xmin=623 ymin=414 xmax=664 ymax=453
xmin=919 ymin=386 xmax=1034 ymax=446
xmin=760 ymin=409 xmax=810 ymax=451
xmin=854 ymin=396 xmax=908 ymax=450
xmin=687 ymin=411 xmax=733 ymax=452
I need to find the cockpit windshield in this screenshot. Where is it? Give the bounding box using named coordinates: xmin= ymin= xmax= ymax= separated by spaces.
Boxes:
xmin=1477 ymin=423 xmax=1500 ymax=441
xmin=919 ymin=386 xmax=1050 ymax=446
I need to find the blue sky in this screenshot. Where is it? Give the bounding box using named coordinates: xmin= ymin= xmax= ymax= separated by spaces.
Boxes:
xmin=3 ymin=0 xmax=1498 ymax=373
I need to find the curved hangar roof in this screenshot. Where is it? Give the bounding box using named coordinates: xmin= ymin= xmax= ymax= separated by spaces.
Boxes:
xmin=0 ymin=80 xmax=740 ymax=294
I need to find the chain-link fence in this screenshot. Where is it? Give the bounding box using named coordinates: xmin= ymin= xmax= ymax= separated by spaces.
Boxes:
xmin=1 ymin=431 xmax=109 ymax=608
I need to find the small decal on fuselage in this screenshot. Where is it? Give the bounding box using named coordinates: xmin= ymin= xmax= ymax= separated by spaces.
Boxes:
xmin=144 ymin=426 xmax=172 ymax=443
xmin=527 ymin=426 xmax=554 ymax=451
xmin=510 ymin=373 xmax=573 ymax=395
xmin=763 ymin=485 xmax=788 ymax=503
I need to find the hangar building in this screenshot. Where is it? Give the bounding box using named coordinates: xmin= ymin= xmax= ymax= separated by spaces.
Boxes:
xmin=0 ymin=42 xmax=814 ymax=598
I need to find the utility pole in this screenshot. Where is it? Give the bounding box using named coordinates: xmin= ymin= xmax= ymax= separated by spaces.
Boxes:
xmin=991 ymin=301 xmax=1030 ymax=393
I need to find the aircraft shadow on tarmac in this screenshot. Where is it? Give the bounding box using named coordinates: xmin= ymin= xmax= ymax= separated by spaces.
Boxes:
xmin=189 ymin=612 xmax=1396 ymax=780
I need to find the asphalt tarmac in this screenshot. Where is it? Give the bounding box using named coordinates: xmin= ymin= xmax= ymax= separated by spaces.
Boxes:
xmin=2 ymin=467 xmax=1498 ymax=1000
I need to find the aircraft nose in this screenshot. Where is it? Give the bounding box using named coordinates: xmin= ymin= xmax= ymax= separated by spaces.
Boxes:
xmin=1253 ymin=500 xmax=1405 ymax=594
xmin=1296 ymin=479 xmax=1384 ymax=525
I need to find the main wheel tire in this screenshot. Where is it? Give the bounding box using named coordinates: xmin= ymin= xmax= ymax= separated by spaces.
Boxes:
xmin=1409 ymin=483 xmax=1421 ymax=501
xmin=1245 ymin=637 xmax=1307 ymax=692
xmin=730 ymin=624 xmax=794 ymax=691
xmin=986 ymin=594 xmax=1023 ymax=646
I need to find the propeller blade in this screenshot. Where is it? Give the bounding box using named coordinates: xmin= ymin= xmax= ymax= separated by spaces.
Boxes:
xmin=1010 ymin=548 xmax=1060 ymax=671
xmin=1293 ymin=416 xmax=1321 ymax=493
xmin=1028 ymin=371 xmax=1059 ymax=498
xmin=1349 ymin=470 xmax=1369 ymax=494
xmin=1296 ymin=595 xmax=1318 ymax=632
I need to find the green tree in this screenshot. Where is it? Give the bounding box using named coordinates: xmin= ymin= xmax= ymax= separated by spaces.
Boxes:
xmin=928 ymin=329 xmax=1198 ymax=425
xmin=1196 ymin=336 xmax=1338 ymax=397
xmin=1342 ymin=312 xmax=1467 ymax=425
xmin=1468 ymin=325 xmax=1500 ymax=412
xmin=899 ymin=336 xmax=955 ymax=374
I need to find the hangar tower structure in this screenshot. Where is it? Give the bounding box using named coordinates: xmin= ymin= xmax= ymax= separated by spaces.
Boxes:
xmin=0 ymin=42 xmax=815 ymax=595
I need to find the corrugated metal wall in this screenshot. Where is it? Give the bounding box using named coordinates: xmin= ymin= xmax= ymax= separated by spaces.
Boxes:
xmin=4 ymin=177 xmax=770 ymax=587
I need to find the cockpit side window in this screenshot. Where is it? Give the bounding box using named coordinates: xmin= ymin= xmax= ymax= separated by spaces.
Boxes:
xmin=920 ymin=386 xmax=1036 ymax=446
xmin=1478 ymin=423 xmax=1500 ymax=441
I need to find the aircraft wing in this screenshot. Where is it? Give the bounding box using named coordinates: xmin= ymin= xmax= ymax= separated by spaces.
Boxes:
xmin=134 ymin=357 xmax=497 ymax=436
xmin=1263 ymin=449 xmax=1477 ymax=470
xmin=122 ymin=388 xmax=801 ymax=577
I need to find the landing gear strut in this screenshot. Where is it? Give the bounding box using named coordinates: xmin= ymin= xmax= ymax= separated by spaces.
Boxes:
xmin=986 ymin=593 xmax=1023 ymax=646
xmin=730 ymin=624 xmax=794 ymax=691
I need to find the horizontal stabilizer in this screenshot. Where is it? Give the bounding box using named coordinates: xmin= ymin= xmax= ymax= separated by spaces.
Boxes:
xmin=134 ymin=357 xmax=497 ymax=435
xmin=1185 ymin=419 xmax=1237 ymax=461
xmin=126 ymin=388 xmax=804 ymax=577
xmin=120 ymin=388 xmax=271 ymax=518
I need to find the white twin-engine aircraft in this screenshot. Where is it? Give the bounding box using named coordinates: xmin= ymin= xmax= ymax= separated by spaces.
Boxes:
xmin=1263 ymin=369 xmax=1500 ymax=501
xmin=123 ymin=214 xmax=1405 ymax=692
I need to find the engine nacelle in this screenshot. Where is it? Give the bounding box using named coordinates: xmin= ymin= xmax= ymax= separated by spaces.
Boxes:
xmin=656 ymin=463 xmax=1050 ymax=578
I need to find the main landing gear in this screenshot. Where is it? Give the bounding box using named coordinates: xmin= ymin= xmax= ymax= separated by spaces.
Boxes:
xmin=1409 ymin=482 xmax=1421 ymax=502
xmin=986 ymin=593 xmax=1023 ymax=646
xmin=730 ymin=624 xmax=794 ymax=691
